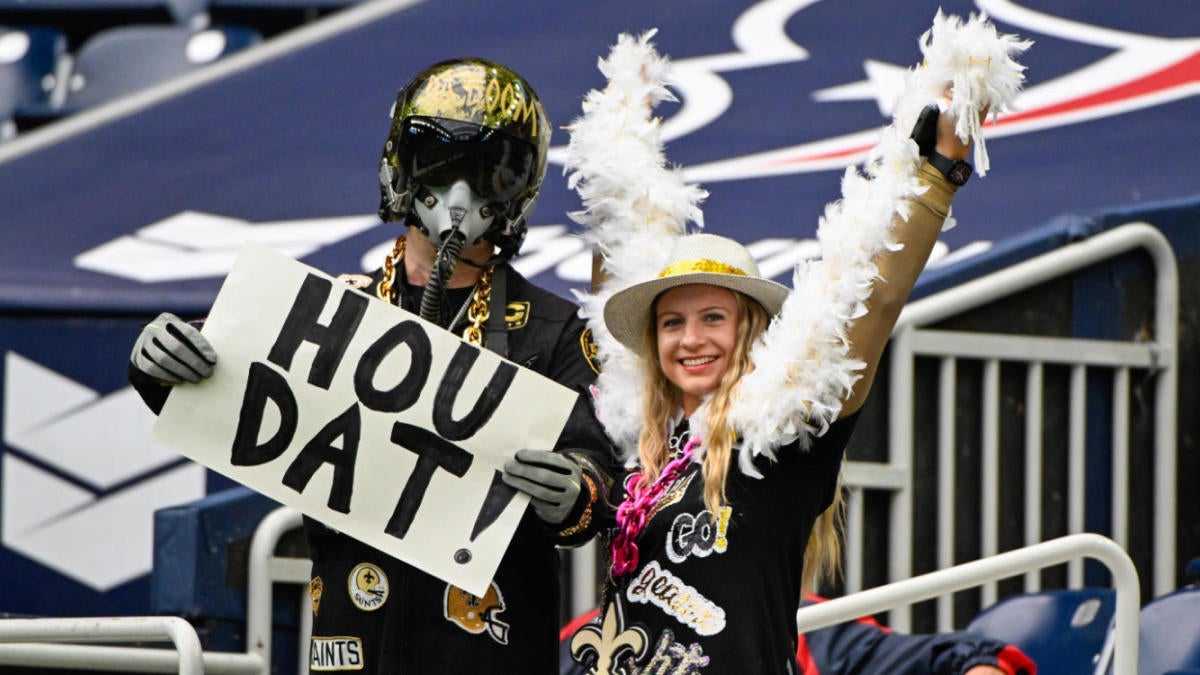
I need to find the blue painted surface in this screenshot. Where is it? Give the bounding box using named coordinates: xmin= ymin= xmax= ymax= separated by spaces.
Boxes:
xmin=0 ymin=0 xmax=1197 ymax=633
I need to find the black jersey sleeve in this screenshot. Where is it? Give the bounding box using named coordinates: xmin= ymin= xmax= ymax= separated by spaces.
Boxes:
xmin=502 ymin=268 xmax=618 ymax=546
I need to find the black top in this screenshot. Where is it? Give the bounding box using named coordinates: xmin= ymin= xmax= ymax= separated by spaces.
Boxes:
xmin=130 ymin=262 xmax=618 ymax=674
xmin=579 ymin=413 xmax=858 ymax=674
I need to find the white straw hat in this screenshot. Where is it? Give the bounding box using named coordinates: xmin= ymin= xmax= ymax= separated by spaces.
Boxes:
xmin=603 ymin=233 xmax=790 ymax=350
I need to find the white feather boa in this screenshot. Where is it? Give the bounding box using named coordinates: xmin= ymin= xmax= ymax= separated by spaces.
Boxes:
xmin=565 ymin=30 xmax=706 ymax=456
xmin=567 ymin=16 xmax=1031 ymax=473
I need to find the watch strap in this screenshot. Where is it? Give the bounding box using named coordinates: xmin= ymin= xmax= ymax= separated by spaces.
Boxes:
xmin=928 ymin=150 xmax=973 ymax=186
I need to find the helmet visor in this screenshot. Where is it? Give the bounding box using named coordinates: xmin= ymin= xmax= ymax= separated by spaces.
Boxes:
xmin=403 ymin=116 xmax=536 ymax=204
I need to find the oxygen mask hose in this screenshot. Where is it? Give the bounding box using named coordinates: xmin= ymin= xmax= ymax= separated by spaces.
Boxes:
xmin=419 ymin=224 xmax=466 ymax=325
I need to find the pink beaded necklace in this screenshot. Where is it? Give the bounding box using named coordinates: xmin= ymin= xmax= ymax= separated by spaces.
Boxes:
xmin=610 ymin=436 xmax=701 ymax=577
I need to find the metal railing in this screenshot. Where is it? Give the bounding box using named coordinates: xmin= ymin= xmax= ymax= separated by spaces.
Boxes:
xmin=0 ymin=506 xmax=308 ymax=674
xmin=0 ymin=222 xmax=1175 ymax=671
xmin=0 ymin=518 xmax=1145 ymax=674
xmin=563 ymin=222 xmax=1175 ymax=632
xmin=859 ymin=222 xmax=1177 ymax=631
xmin=796 ymin=533 xmax=1140 ymax=674
xmin=0 ymin=616 xmax=205 ymax=674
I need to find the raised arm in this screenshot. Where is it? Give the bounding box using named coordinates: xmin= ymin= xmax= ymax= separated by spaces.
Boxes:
xmin=840 ymin=107 xmax=972 ymax=418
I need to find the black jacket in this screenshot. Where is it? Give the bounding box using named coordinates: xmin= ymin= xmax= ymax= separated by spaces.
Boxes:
xmin=130 ymin=262 xmax=618 ymax=674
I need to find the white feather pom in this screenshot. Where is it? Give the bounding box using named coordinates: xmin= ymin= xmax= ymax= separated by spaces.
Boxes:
xmin=569 ymin=15 xmax=1028 ymax=470
xmin=563 ymin=30 xmax=707 ymax=459
xmin=565 ymin=30 xmax=706 ymax=255
xmin=912 ymin=10 xmax=1033 ymax=175
xmin=726 ymin=11 xmax=1029 ymax=470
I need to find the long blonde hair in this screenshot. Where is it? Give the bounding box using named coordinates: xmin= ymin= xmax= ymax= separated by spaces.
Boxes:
xmin=804 ymin=482 xmax=846 ymax=595
xmin=634 ymin=287 xmax=845 ymax=594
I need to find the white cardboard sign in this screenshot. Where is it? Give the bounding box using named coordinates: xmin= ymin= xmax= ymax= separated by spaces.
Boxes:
xmin=154 ymin=244 xmax=578 ymax=596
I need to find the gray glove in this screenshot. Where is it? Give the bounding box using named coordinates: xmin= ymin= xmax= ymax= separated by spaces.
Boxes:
xmin=501 ymin=449 xmax=583 ymax=526
xmin=131 ymin=312 xmax=217 ymax=384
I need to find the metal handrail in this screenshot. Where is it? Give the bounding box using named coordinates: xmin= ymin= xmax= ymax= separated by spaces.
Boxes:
xmin=0 ymin=505 xmax=309 ymax=674
xmin=882 ymin=222 xmax=1178 ymax=629
xmin=245 ymin=506 xmax=308 ymax=671
xmin=796 ymin=533 xmax=1140 ymax=674
xmin=897 ymin=225 xmax=1178 ymax=579
xmin=0 ymin=616 xmax=205 ymax=674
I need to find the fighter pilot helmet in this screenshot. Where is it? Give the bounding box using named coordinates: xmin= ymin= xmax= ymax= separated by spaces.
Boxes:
xmin=378 ymin=58 xmax=551 ymax=261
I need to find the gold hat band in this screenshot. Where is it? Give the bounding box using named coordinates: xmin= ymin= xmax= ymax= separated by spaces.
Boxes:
xmin=657 ymin=258 xmax=747 ymax=279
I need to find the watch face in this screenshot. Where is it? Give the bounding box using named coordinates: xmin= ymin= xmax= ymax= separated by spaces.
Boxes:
xmin=949 ymin=161 xmax=973 ymax=186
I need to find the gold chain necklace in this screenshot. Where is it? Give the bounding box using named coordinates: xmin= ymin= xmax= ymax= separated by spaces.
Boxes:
xmin=461 ymin=266 xmax=492 ymax=346
xmin=375 ymin=235 xmax=493 ymax=346
xmin=375 ymin=235 xmax=406 ymax=305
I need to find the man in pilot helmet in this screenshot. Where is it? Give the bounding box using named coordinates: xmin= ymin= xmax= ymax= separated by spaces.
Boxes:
xmin=128 ymin=58 xmax=616 ymax=673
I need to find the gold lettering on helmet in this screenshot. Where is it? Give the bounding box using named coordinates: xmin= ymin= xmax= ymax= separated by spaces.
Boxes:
xmin=417 ymin=71 xmax=488 ymax=119
xmin=485 ymin=76 xmax=502 ymax=115
xmin=512 ymin=91 xmax=539 ymax=137
xmin=462 ymin=85 xmax=484 ymax=109
xmin=484 ymin=78 xmax=539 ymax=139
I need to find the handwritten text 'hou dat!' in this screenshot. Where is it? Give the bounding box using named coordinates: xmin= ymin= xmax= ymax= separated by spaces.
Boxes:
xmin=231 ymin=273 xmax=525 ymax=544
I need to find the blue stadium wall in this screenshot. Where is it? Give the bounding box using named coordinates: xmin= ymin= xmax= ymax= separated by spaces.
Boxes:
xmin=0 ymin=0 xmax=1198 ymax=636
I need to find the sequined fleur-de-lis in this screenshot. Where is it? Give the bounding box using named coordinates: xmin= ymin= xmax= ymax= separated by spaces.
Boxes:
xmin=570 ymin=601 xmax=647 ymax=675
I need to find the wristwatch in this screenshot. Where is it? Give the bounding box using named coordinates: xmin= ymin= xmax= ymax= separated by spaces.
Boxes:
xmin=910 ymin=104 xmax=973 ymax=186
xmin=928 ymin=150 xmax=973 ymax=186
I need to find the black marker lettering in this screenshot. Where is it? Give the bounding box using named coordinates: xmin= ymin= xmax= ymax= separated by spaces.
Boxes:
xmin=281 ymin=403 xmax=361 ymax=513
xmin=267 ymin=273 xmax=367 ymax=389
xmin=354 ymin=320 xmax=431 ymax=413
xmin=433 ymin=343 xmax=517 ymax=441
xmin=230 ymin=362 xmax=297 ymax=466
xmin=385 ymin=422 xmax=473 ymax=539
xmin=470 ymin=470 xmax=519 ymax=541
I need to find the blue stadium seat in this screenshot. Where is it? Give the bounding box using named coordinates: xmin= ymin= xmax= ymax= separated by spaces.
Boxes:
xmin=1094 ymin=559 xmax=1200 ymax=675
xmin=60 ymin=24 xmax=261 ymax=113
xmin=0 ymin=25 xmax=67 ymax=125
xmin=0 ymin=0 xmax=210 ymax=47
xmin=1 ymin=28 xmax=23 ymax=135
xmin=1133 ymin=575 xmax=1200 ymax=675
xmin=966 ymin=588 xmax=1115 ymax=675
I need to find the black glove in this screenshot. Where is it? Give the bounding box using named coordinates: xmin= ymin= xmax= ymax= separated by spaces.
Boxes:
xmin=910 ymin=103 xmax=940 ymax=156
xmin=501 ymin=449 xmax=583 ymax=526
xmin=130 ymin=312 xmax=217 ymax=384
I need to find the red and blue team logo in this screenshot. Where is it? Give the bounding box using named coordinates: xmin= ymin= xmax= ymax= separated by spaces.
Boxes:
xmin=674 ymin=0 xmax=1199 ymax=181
xmin=531 ymin=0 xmax=1200 ymax=288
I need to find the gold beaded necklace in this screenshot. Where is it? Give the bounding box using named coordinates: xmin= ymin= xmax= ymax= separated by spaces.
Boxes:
xmin=375 ymin=235 xmax=493 ymax=346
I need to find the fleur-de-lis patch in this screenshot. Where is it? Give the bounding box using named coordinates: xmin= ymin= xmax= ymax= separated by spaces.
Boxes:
xmin=570 ymin=599 xmax=647 ymax=675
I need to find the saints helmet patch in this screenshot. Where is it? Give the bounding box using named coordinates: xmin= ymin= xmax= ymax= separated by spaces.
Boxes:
xmin=309 ymin=576 xmax=324 ymax=616
xmin=444 ymin=582 xmax=510 ymax=645
xmin=347 ymin=563 xmax=389 ymax=612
